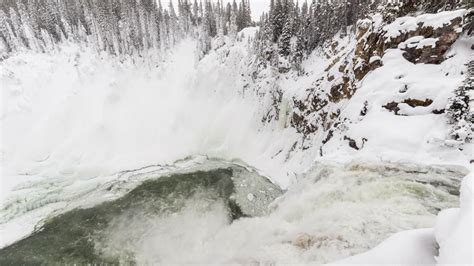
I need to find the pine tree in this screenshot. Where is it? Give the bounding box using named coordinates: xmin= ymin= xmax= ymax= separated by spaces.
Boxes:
xmin=18 ymin=1 xmax=41 ymax=51
xmin=244 ymin=0 xmax=252 ymax=27
xmin=229 ymin=2 xmax=238 ymax=38
xmin=193 ymin=0 xmax=199 ymax=24
xmin=291 ymin=28 xmax=305 ymax=73
xmin=0 ymin=9 xmax=14 ymax=53
xmin=8 ymin=7 xmax=25 ymax=49
xmin=278 ymin=16 xmax=292 ymax=57
xmin=271 ymin=0 xmax=284 ymax=42
xmin=168 ymin=0 xmax=179 ymax=45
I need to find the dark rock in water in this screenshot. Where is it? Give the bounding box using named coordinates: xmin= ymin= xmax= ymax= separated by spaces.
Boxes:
xmin=0 ymin=166 xmax=282 ymax=265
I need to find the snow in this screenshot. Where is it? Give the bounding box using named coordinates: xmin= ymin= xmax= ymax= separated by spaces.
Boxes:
xmin=369 ymin=55 xmax=381 ymax=63
xmin=383 ymin=9 xmax=467 ymax=41
xmin=417 ymin=37 xmax=438 ymax=49
xmin=400 ymin=36 xmax=439 ymax=49
xmin=405 ymin=35 xmax=425 ymax=45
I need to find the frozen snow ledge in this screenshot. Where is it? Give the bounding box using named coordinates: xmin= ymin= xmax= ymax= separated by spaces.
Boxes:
xmin=330 ymin=171 xmax=473 ymax=265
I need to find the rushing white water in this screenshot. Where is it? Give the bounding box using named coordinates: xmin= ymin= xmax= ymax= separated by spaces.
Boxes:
xmin=0 ymin=39 xmax=307 ymax=195
xmin=114 ymin=161 xmax=464 ymax=264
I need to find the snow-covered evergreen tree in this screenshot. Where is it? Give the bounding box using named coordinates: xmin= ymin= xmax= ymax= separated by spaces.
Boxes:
xmin=278 ymin=16 xmax=292 ymax=57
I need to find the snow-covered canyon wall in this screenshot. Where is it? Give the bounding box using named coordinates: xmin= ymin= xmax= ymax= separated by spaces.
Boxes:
xmin=201 ymin=8 xmax=473 ymax=170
